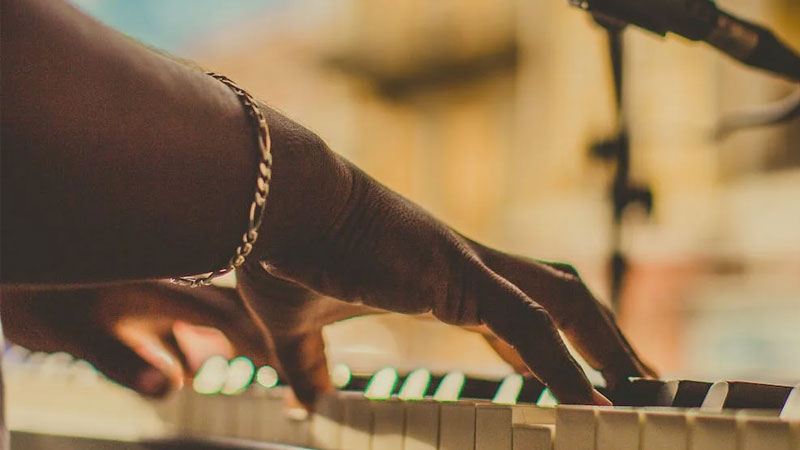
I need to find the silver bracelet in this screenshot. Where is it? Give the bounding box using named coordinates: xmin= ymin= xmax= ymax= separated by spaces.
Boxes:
xmin=171 ymin=72 xmax=272 ymax=287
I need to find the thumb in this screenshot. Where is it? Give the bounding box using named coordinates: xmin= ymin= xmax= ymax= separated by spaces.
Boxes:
xmin=78 ymin=333 xmax=183 ymax=398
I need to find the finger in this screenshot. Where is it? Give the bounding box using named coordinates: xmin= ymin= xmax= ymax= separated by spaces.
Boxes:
xmin=473 ymin=267 xmax=609 ymax=405
xmin=535 ymin=261 xmax=659 ymax=385
xmin=63 ymin=332 xmax=178 ymax=398
xmin=270 ymin=331 xmax=334 ymax=410
xmin=236 ymin=264 xmax=334 ymax=410
xmin=465 ymin=325 xmax=532 ymax=376
xmin=102 ymin=283 xmax=276 ymax=370
xmin=113 ymin=321 xmax=187 ymax=394
xmin=472 ymin=244 xmax=655 ymax=388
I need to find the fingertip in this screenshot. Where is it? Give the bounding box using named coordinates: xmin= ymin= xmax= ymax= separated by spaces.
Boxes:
xmin=136 ymin=366 xmax=171 ymax=398
xmin=592 ymin=389 xmax=613 ymax=406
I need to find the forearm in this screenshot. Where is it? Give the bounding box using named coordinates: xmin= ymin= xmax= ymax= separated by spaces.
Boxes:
xmin=1 ymin=0 xmax=257 ymax=284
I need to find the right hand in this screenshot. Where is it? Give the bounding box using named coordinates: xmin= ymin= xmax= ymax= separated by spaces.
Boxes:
xmin=237 ymin=104 xmax=656 ymax=408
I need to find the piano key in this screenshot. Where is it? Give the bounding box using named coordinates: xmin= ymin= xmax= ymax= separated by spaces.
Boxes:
xmin=403 ymin=399 xmax=440 ymax=450
xmin=220 ymin=357 xmax=255 ymax=395
xmin=492 ymin=374 xmax=524 ymax=405
xmin=255 ymin=365 xmax=280 ymax=389
xmin=150 ymin=387 xmax=187 ymax=435
xmin=640 ymin=409 xmax=690 ymax=450
xmin=254 ymin=387 xmax=311 ymax=446
xmin=553 ymin=405 xmax=598 ymax=450
xmin=371 ymin=399 xmax=406 ymax=450
xmin=475 ymin=404 xmax=555 ymax=450
xmin=365 ymin=367 xmax=400 ymax=400
xmin=512 ymin=423 xmax=554 ymax=450
xmin=230 ymin=387 xmax=263 ymax=440
xmin=738 ymin=415 xmax=795 ymax=450
xmin=518 ymin=376 xmax=547 ymax=404
xmin=662 ymin=380 xmax=714 ymax=408
xmin=439 ymin=401 xmax=477 ymax=450
xmin=254 ymin=388 xmax=283 ymax=442
xmin=198 ymin=393 xmax=231 ymax=437
xmin=340 ymin=392 xmax=373 ymax=450
xmin=596 ymin=408 xmax=641 ymax=450
xmin=310 ymin=393 xmax=344 ymax=450
xmin=433 ymin=372 xmax=466 ymax=402
xmin=399 ymin=369 xmax=432 ymax=400
xmin=192 ymin=356 xmax=229 ymax=395
xmin=688 ymin=412 xmax=737 ymax=450
xmin=475 ymin=404 xmax=512 ymax=450
xmin=702 ymin=381 xmax=793 ymax=411
xmin=610 ymin=378 xmax=670 ymax=406
xmin=780 ymin=383 xmax=800 ymax=420
xmin=331 ymin=363 xmax=354 ymax=390
xmin=537 ymin=388 xmax=559 ymax=407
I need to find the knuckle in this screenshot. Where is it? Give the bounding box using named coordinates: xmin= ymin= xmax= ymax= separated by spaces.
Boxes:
xmin=434 ymin=247 xmax=483 ymax=326
xmin=548 ymin=262 xmax=581 ymax=279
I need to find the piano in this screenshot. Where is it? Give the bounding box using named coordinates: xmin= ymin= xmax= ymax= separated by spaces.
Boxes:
xmin=5 ymin=348 xmax=800 ymax=450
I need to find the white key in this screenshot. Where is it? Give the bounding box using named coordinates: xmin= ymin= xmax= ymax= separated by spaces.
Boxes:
xmin=475 ymin=404 xmax=555 ymax=450
xmin=596 ymin=408 xmax=640 ymax=450
xmin=340 ymin=392 xmax=373 ymax=450
xmin=781 ymin=384 xmax=800 ymax=421
xmin=399 ymin=369 xmax=432 ymax=401
xmin=537 ymin=388 xmax=558 ymax=408
xmin=790 ymin=421 xmax=800 ymax=450
xmin=434 ymin=372 xmax=466 ymax=402
xmin=404 ymin=399 xmax=440 ymax=450
xmin=701 ymin=381 xmax=729 ymax=411
xmin=366 ymin=367 xmax=400 ymax=400
xmin=254 ymin=386 xmax=311 ymax=446
xmin=739 ymin=415 xmax=794 ymax=450
xmin=254 ymin=387 xmax=283 ymax=442
xmin=513 ymin=423 xmax=554 ymax=450
xmin=640 ymin=410 xmax=690 ymax=450
xmin=150 ymin=387 xmax=186 ymax=435
xmin=689 ymin=412 xmax=737 ymax=450
xmin=311 ymin=393 xmax=344 ymax=450
xmin=188 ymin=356 xmax=231 ymax=437
xmin=476 ymin=404 xmax=513 ymax=450
xmin=493 ymin=374 xmax=524 ymax=405
xmin=231 ymin=388 xmax=263 ymax=440
xmin=439 ymin=401 xmax=477 ymax=450
xmin=554 ymin=405 xmax=598 ymax=450
xmin=203 ymin=394 xmax=232 ymax=437
xmin=372 ymin=399 xmax=406 ymax=450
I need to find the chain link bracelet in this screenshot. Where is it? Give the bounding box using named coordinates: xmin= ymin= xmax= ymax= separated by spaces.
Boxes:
xmin=171 ymin=73 xmax=272 ymax=287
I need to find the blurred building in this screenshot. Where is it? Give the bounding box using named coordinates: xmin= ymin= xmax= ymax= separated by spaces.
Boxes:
xmin=78 ymin=0 xmax=800 ymax=383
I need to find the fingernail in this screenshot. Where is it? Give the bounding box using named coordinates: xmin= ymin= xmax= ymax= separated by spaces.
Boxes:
xmin=137 ymin=367 xmax=170 ymax=397
xmin=592 ymin=389 xmax=613 ymax=406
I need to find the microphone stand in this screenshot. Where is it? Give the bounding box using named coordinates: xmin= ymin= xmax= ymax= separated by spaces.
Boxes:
xmin=589 ymin=17 xmax=653 ymax=309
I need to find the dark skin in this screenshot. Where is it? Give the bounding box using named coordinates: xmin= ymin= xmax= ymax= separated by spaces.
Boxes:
xmin=0 ymin=281 xmax=539 ymax=402
xmin=0 ymin=283 xmax=276 ymax=397
xmin=1 ymin=0 xmax=655 ymax=408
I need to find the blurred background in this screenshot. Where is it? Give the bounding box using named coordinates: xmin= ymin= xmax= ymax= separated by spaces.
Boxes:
xmin=71 ymin=0 xmax=800 ymax=384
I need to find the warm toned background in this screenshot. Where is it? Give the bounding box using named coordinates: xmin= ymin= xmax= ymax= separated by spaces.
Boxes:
xmin=74 ymin=0 xmax=800 ymax=385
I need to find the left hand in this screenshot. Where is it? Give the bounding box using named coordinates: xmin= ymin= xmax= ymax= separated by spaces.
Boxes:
xmin=1 ymin=282 xmax=274 ymax=397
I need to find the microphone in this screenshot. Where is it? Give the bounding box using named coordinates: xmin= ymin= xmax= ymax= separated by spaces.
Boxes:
xmin=568 ymin=0 xmax=800 ymax=81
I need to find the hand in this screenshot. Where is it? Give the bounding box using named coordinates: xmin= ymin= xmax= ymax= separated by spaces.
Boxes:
xmin=239 ymin=104 xmax=656 ymax=407
xmin=0 ymin=282 xmax=274 ymax=397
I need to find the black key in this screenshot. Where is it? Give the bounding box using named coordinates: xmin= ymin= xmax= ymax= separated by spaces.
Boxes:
xmin=608 ymin=378 xmax=669 ymax=406
xmin=702 ymin=381 xmax=794 ymax=410
xmin=663 ymin=380 xmax=713 ymax=407
xmin=517 ymin=376 xmax=546 ymax=404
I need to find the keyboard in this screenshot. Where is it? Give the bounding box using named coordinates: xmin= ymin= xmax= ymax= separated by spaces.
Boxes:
xmin=6 ymin=351 xmax=800 ymax=450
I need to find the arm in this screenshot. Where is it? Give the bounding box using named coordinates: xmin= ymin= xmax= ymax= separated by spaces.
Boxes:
xmin=2 ymin=0 xmax=654 ymax=405
xmin=1 ymin=0 xmax=258 ymax=283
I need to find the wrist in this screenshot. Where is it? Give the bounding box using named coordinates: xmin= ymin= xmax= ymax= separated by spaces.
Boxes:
xmin=255 ymin=104 xmax=355 ymax=258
